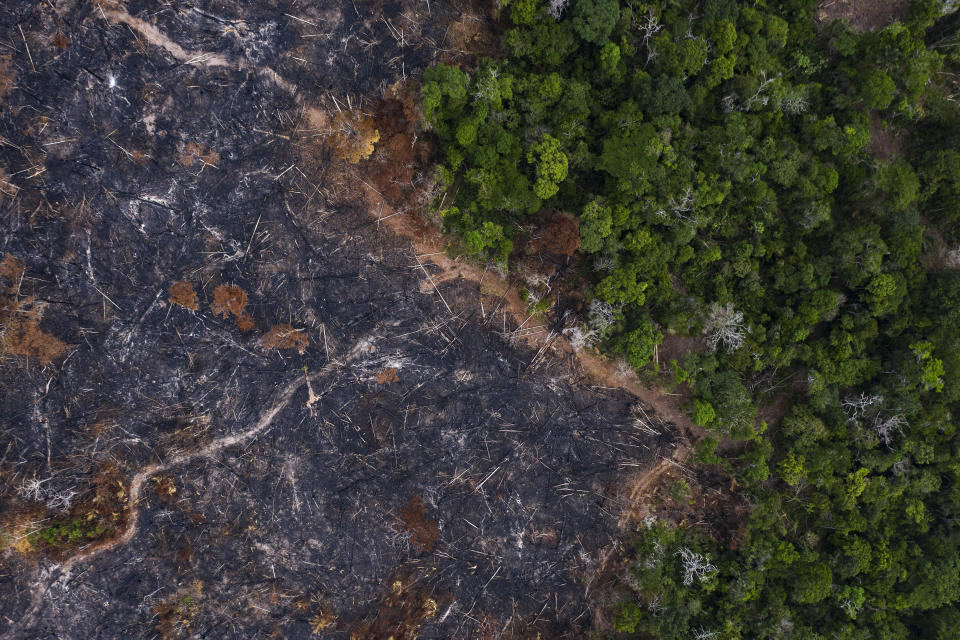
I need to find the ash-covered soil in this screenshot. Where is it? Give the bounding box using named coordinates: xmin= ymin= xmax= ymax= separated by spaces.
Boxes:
xmin=0 ymin=1 xmax=677 ymax=638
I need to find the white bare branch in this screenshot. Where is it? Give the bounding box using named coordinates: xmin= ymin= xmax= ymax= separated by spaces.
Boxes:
xmin=676 ymin=547 xmax=718 ymax=586
xmin=704 ymin=302 xmax=748 ymax=351
xmin=693 ymin=628 xmax=719 ymax=640
xmin=546 ymin=0 xmax=569 ymax=20
xmin=588 ymin=299 xmax=616 ymax=337
xmin=841 ymin=392 xmax=884 ymax=424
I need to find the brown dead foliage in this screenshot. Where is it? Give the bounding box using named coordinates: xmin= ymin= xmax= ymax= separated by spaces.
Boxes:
xmin=331 ymin=109 xmax=380 ymax=163
xmin=365 ymin=89 xmax=432 ymax=211
xmin=867 ymin=111 xmax=902 ymax=161
xmin=261 ymin=324 xmax=309 ymax=354
xmin=177 ymin=141 xmax=220 ymax=168
xmin=153 ymin=581 xmax=203 ymax=639
xmin=372 ymin=130 xmax=416 ymax=201
xmin=0 ymin=55 xmax=15 ymax=103
xmin=130 ymin=149 xmax=149 ymax=165
xmin=0 ymin=254 xmax=69 ymax=366
xmin=532 ymin=211 xmax=580 ymax=256
xmin=309 ymin=611 xmax=337 ymax=634
xmin=210 ymin=284 xmax=254 ymax=331
xmin=0 ymin=503 xmax=47 ymax=556
xmin=90 ymin=463 xmax=131 ymax=524
xmin=52 ymin=32 xmax=70 ymax=50
xmin=0 ymin=253 xmax=25 ymax=284
xmin=444 ymin=7 xmax=496 ymax=58
xmin=1 ymin=316 xmax=70 ymax=365
xmin=350 ymin=571 xmax=446 ymax=640
xmin=375 ymin=367 xmax=399 ymax=385
xmin=396 ymin=494 xmax=439 ymax=552
xmin=168 ymin=280 xmax=199 ymax=311
xmin=152 ymin=476 xmax=178 ymax=503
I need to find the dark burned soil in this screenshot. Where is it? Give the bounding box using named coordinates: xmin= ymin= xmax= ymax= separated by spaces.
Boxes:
xmin=0 ymin=1 xmax=678 ymax=638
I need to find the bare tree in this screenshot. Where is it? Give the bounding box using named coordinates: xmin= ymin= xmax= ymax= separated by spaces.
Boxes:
xmin=643 ymin=539 xmax=666 ymax=570
xmin=743 ymin=71 xmax=780 ymax=110
xmin=588 ymin=299 xmax=616 ymax=337
xmin=778 ymin=88 xmax=809 ymax=115
xmin=841 ymin=392 xmax=884 ymax=424
xmin=632 ymin=8 xmax=663 ymax=52
xmin=593 ymin=255 xmax=616 ymax=272
xmin=723 ymin=71 xmax=781 ymax=112
xmin=16 ymin=476 xmax=77 ymax=512
xmin=546 ymin=0 xmax=568 ymax=20
xmin=872 ymin=412 xmax=907 ymax=446
xmin=841 ymin=393 xmax=906 ymax=446
xmin=704 ymin=302 xmax=748 ymax=351
xmin=563 ymin=324 xmax=596 ymax=351
xmin=563 ymin=299 xmax=618 ymax=352
xmin=839 ymin=598 xmax=862 ymax=618
xmin=676 ymin=547 xmax=718 ymax=586
xmin=647 ymin=593 xmax=664 ymax=613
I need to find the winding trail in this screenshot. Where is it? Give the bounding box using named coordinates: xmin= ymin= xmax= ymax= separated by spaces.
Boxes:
xmin=97 ymin=5 xmax=295 ymax=93
xmin=2 ymin=338 xmax=368 ymax=640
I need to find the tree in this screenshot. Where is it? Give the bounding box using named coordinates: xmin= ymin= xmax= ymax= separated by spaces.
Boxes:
xmin=610 ymin=318 xmax=662 ymax=369
xmin=422 ymin=64 xmax=468 ymax=129
xmin=570 ymin=0 xmax=619 ymax=45
xmin=689 ymin=396 xmax=716 ymax=427
xmin=526 ymin=134 xmax=568 ymax=200
xmin=598 ymin=123 xmax=661 ymax=194
xmin=791 ymin=562 xmax=833 ymax=604
xmin=862 ymin=69 xmax=897 ymax=109
xmin=864 ymin=272 xmax=906 ymax=317
xmin=704 ymin=302 xmax=748 ymax=351
xmin=579 ymin=197 xmax=613 ymax=253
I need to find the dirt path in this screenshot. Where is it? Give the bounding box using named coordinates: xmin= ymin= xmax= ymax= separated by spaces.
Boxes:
xmin=1 ymin=335 xmax=370 ymax=640
xmin=97 ymin=5 xmax=294 ymax=92
xmin=352 ymin=176 xmax=699 ymax=441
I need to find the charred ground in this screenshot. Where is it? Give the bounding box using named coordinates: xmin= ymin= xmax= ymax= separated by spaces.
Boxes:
xmin=0 ymin=1 xmax=678 ymax=638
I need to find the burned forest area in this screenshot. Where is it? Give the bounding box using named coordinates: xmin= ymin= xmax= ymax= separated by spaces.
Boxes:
xmin=0 ymin=1 xmax=681 ymax=638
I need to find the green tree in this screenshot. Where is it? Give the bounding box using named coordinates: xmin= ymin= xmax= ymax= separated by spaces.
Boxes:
xmin=792 ymin=562 xmax=833 ymax=604
xmin=611 ymin=319 xmax=662 ymax=369
xmin=571 ymin=0 xmax=619 ymax=45
xmin=579 ymin=198 xmax=613 ymax=253
xmin=526 ymin=135 xmax=568 ymax=200
xmin=862 ymin=69 xmax=897 ymax=109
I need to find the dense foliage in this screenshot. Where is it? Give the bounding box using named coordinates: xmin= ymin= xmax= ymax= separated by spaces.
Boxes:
xmin=421 ymin=0 xmax=960 ymax=636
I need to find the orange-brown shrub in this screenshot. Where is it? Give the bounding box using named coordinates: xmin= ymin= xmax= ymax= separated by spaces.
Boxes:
xmin=168 ymin=280 xmax=198 ymax=311
xmin=178 ymin=141 xmax=220 ymax=168
xmin=210 ymin=284 xmax=254 ymax=331
xmin=261 ymin=324 xmax=309 ymax=354
xmin=396 ymin=495 xmax=439 ymax=552
xmin=331 ymin=110 xmax=380 ymax=163
xmin=375 ymin=367 xmax=399 ymax=385
xmin=52 ymin=32 xmax=71 ymax=50
xmin=0 ymin=255 xmax=69 ymax=366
